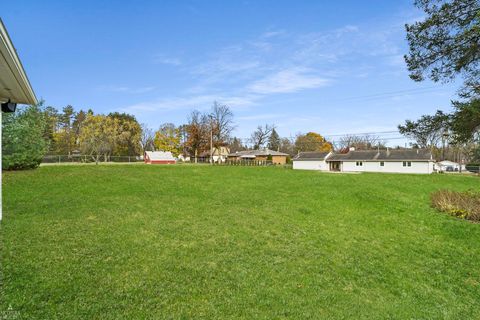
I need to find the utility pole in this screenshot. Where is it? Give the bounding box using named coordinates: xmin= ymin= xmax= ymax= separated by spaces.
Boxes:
xmin=442 ymin=130 xmax=449 ymax=161
xmin=209 ymin=115 xmax=213 ymax=165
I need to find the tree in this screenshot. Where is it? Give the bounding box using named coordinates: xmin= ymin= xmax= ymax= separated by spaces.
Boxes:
xmin=73 ymin=110 xmax=87 ymax=137
xmin=79 ymin=114 xmax=117 ymax=164
xmin=210 ymin=101 xmax=235 ymax=150
xmin=108 ymin=112 xmax=142 ymax=156
xmin=267 ymin=128 xmax=281 ymax=151
xmin=185 ymin=110 xmax=209 ymax=161
xmin=294 ymin=132 xmax=333 ymax=153
xmin=398 ymin=110 xmax=451 ymax=148
xmin=338 ymin=134 xmax=386 ymax=150
xmin=279 ymin=137 xmax=295 ymax=155
xmin=2 ymin=103 xmax=49 ymax=170
xmin=43 ymin=106 xmax=59 ymax=153
xmin=229 ymin=137 xmax=246 ymax=153
xmin=178 ymin=124 xmax=189 ymax=157
xmin=450 ymin=98 xmax=480 ymax=142
xmin=53 ymin=105 xmax=77 ymax=155
xmin=154 ymin=123 xmax=181 ymax=156
xmin=250 ymin=124 xmax=274 ymax=149
xmin=140 ymin=123 xmax=155 ymax=153
xmin=405 ymin=0 xmax=480 ymax=97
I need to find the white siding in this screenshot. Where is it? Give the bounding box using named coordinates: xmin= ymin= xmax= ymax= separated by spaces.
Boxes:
xmin=341 ymin=161 xmax=433 ymax=174
xmin=292 ymin=160 xmax=328 ymax=171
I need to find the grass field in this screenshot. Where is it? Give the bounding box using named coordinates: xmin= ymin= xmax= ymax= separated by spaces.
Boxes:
xmin=1 ymin=165 xmax=480 ymax=319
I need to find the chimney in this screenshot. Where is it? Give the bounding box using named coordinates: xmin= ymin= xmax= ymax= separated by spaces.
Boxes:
xmin=416 ymin=149 xmax=419 ymax=154
xmin=386 ymin=147 xmax=390 ymax=156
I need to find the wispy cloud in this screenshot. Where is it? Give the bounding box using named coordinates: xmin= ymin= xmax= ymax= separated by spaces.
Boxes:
xmin=247 ymin=67 xmax=330 ymax=94
xmin=153 ymin=55 xmax=182 ymax=66
xmin=120 ymin=18 xmax=413 ymax=123
xmin=120 ymin=93 xmax=258 ymax=113
xmin=237 ymin=113 xmax=285 ymax=121
xmin=99 ymin=85 xmax=156 ymax=94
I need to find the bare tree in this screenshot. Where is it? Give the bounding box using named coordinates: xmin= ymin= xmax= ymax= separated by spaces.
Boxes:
xmin=338 ymin=134 xmax=386 ymax=151
xmin=210 ymin=101 xmax=235 ymax=150
xmin=279 ymin=136 xmax=295 ymax=155
xmin=140 ymin=123 xmax=155 ymax=153
xmin=250 ymin=124 xmax=274 ymax=149
xmin=185 ymin=110 xmax=209 ymax=162
xmin=228 ymin=137 xmax=246 ymax=153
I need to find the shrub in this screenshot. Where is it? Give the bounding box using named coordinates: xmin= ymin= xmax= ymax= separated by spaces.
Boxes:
xmin=2 ymin=104 xmax=49 ymax=170
xmin=431 ymin=190 xmax=480 ymax=221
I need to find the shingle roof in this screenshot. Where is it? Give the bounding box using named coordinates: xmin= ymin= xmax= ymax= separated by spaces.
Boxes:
xmin=326 ymin=149 xmax=433 ymax=161
xmin=145 ymin=151 xmax=175 ymax=160
xmin=293 ymin=151 xmax=331 ymax=161
xmin=327 ymin=150 xmax=379 ymax=161
xmin=228 ymin=148 xmax=289 ymax=157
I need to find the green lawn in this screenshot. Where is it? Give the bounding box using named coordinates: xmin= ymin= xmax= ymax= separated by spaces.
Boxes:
xmin=1 ymin=165 xmax=480 ymax=319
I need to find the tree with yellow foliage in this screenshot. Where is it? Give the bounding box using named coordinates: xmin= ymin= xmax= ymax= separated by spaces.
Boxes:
xmin=294 ymin=132 xmax=333 ymax=153
xmin=154 ymin=123 xmax=181 ymax=156
xmin=79 ymin=114 xmax=118 ymax=164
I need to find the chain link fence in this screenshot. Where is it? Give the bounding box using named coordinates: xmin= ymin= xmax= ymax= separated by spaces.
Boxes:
xmin=42 ymin=155 xmax=290 ymax=167
xmin=42 ymin=155 xmax=144 ymax=164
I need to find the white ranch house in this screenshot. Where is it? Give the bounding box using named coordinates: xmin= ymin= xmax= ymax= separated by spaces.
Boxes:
xmin=293 ymin=149 xmax=435 ymax=174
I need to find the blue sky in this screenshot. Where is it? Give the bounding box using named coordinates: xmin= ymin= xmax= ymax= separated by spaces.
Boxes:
xmin=3 ymin=1 xmax=460 ymax=145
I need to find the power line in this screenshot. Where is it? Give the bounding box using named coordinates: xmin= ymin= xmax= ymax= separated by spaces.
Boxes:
xmin=328 ymin=86 xmax=445 ymax=103
xmin=323 ymin=130 xmax=399 ymax=137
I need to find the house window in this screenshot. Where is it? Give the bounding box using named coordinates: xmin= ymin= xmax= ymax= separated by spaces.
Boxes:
xmin=408 ymin=161 xmax=411 ymax=167
xmin=380 ymin=161 xmax=384 ymax=166
xmin=403 ymin=161 xmax=412 ymax=167
xmin=356 ymin=161 xmax=363 ymax=166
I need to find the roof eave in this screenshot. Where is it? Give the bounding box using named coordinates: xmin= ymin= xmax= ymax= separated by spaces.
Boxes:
xmin=0 ymin=19 xmax=37 ymax=105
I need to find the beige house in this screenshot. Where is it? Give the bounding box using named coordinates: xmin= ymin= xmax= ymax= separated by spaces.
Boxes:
xmin=199 ymin=146 xmax=230 ymax=163
xmin=227 ymin=148 xmax=289 ymax=165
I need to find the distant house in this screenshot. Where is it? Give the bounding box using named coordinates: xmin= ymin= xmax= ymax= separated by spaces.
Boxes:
xmin=144 ymin=151 xmax=176 ymax=164
xmin=435 ymin=160 xmax=462 ymax=172
xmin=198 ymin=146 xmax=230 ymax=163
xmin=227 ymin=148 xmax=289 ymax=165
xmin=292 ymin=149 xmax=435 ymax=174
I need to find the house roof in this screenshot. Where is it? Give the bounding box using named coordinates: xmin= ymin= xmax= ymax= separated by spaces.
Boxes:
xmin=145 ymin=151 xmax=175 ymax=160
xmin=293 ymin=151 xmax=331 ymax=161
xmin=0 ymin=19 xmax=36 ymax=105
xmin=228 ymin=148 xmax=289 ymax=157
xmin=327 ymin=149 xmax=433 ymax=161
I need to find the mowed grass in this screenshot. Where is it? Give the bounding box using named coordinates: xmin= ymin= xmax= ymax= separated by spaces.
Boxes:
xmin=1 ymin=165 xmax=480 ymax=319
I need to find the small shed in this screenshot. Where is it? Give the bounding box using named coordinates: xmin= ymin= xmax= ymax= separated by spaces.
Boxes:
xmin=144 ymin=151 xmax=176 ymax=164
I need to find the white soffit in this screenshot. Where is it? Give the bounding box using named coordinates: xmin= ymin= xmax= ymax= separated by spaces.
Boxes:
xmin=0 ymin=18 xmax=36 ymax=105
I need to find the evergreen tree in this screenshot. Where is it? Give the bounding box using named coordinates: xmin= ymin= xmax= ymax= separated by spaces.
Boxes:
xmin=267 ymin=128 xmax=281 ymax=151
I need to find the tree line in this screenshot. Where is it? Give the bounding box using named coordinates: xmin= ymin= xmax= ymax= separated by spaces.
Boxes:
xmin=398 ymin=0 xmax=480 ymax=164
xmin=3 ymin=97 xmax=423 ymax=171
xmin=1 ymin=100 xmax=336 ymax=169
xmin=4 ymin=0 xmax=478 ymax=169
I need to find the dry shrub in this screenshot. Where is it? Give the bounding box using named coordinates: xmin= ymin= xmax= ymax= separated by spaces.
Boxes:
xmin=431 ymin=190 xmax=480 ymax=221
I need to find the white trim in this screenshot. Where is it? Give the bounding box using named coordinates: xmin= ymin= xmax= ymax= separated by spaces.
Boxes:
xmin=0 ymin=19 xmax=37 ymax=105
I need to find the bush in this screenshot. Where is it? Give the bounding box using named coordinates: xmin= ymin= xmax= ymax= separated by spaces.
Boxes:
xmin=2 ymin=104 xmax=49 ymax=170
xmin=431 ymin=190 xmax=480 ymax=221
